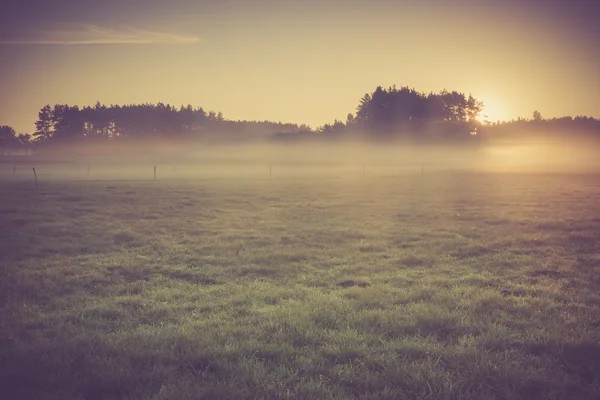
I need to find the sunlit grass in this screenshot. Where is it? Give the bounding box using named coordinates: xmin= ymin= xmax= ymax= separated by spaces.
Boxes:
xmin=1 ymin=172 xmax=599 ymax=399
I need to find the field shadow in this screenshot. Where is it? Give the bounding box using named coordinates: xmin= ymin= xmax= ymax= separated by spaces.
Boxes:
xmin=0 ymin=338 xmax=163 ymax=400
xmin=522 ymin=341 xmax=600 ymax=386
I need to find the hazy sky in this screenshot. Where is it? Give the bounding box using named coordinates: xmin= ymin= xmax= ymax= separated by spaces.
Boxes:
xmin=1 ymin=0 xmax=598 ymax=133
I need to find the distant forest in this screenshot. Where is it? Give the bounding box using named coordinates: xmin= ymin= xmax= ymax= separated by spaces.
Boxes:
xmin=1 ymin=85 xmax=599 ymax=154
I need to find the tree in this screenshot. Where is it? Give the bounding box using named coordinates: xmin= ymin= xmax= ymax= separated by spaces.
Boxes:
xmin=17 ymin=133 xmax=30 ymax=142
xmin=466 ymin=94 xmax=483 ymax=122
xmin=179 ymin=104 xmax=195 ymax=134
xmin=346 ymin=113 xmax=355 ymax=126
xmin=52 ymin=105 xmax=84 ymax=141
xmin=34 ymin=105 xmax=53 ymax=142
xmin=533 ymin=110 xmax=542 ymax=122
xmin=355 ymin=93 xmax=373 ymax=125
xmin=352 ymin=85 xmax=482 ymax=139
xmin=17 ymin=133 xmax=31 ymax=145
xmin=440 ymin=90 xmax=467 ymax=122
xmin=0 ymin=125 xmax=19 ymax=154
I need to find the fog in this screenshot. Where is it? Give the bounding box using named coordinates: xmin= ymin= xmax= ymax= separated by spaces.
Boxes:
xmin=3 ymin=132 xmax=600 ymax=182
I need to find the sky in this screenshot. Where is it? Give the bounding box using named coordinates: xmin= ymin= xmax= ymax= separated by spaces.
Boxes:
xmin=0 ymin=0 xmax=599 ymax=133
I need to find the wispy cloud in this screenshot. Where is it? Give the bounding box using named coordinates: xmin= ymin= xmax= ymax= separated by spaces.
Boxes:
xmin=0 ymin=24 xmax=201 ymax=45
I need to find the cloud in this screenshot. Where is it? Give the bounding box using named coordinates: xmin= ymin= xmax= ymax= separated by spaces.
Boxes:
xmin=0 ymin=24 xmax=201 ymax=45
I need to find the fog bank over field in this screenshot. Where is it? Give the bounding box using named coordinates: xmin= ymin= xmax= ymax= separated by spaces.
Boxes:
xmin=5 ymin=132 xmax=599 ymax=183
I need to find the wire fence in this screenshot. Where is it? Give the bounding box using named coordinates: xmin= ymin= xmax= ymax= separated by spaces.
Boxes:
xmin=0 ymin=160 xmax=472 ymax=185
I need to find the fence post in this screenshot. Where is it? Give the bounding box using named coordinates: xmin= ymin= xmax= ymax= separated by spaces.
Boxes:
xmin=33 ymin=168 xmax=37 ymax=187
xmin=269 ymin=165 xmax=272 ymax=179
xmin=13 ymin=165 xmax=16 ymax=175
xmin=154 ymin=166 xmax=157 ymax=181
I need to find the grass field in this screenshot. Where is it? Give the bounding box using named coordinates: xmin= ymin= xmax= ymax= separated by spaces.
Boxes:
xmin=1 ymin=168 xmax=600 ymax=399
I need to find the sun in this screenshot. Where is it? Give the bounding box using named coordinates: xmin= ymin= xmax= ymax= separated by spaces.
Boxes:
xmin=477 ymin=97 xmax=506 ymax=124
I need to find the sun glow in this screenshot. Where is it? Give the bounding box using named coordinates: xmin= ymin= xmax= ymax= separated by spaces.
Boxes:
xmin=477 ymin=98 xmax=507 ymax=124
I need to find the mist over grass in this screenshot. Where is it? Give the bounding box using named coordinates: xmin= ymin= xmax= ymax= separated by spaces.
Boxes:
xmin=3 ymin=132 xmax=600 ymax=183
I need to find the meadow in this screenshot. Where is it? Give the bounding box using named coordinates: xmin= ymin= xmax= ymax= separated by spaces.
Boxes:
xmin=1 ymin=162 xmax=599 ymax=399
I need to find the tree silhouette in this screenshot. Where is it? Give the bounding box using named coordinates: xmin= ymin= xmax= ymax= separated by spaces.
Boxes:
xmin=0 ymin=125 xmax=19 ymax=154
xmin=17 ymin=133 xmax=31 ymax=147
xmin=351 ymin=85 xmax=484 ymax=140
xmin=34 ymin=105 xmax=53 ymax=142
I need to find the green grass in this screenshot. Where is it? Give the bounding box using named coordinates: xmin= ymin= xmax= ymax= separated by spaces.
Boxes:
xmin=1 ymin=172 xmax=600 ymax=399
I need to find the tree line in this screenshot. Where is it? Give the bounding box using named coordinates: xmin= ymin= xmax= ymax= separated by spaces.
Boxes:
xmin=1 ymin=85 xmax=599 ymax=154
xmin=32 ymin=103 xmax=303 ymax=143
